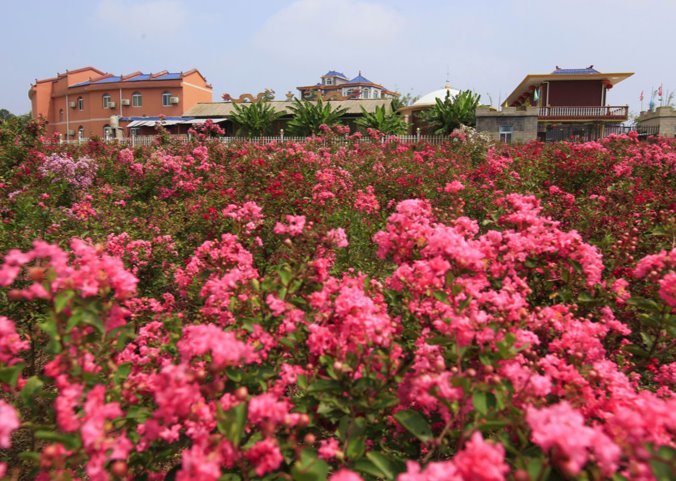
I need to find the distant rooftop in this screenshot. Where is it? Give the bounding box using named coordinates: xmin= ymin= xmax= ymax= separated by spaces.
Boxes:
xmin=349 ymin=72 xmax=372 ymax=84
xmin=551 ymin=66 xmax=600 ymax=75
xmin=69 ymin=70 xmax=200 ymax=88
xmin=323 ymin=70 xmax=347 ymax=79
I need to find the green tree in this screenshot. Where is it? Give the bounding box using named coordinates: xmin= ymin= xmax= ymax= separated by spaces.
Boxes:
xmin=0 ymin=108 xmax=17 ymax=122
xmin=390 ymin=93 xmax=419 ymax=112
xmin=421 ymin=90 xmax=481 ymax=135
xmin=356 ymin=105 xmax=407 ymax=134
xmin=229 ymin=100 xmax=284 ymax=137
xmin=287 ymin=99 xmax=348 ymax=136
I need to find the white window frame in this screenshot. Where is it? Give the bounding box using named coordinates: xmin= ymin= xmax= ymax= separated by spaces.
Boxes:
xmin=102 ymin=93 xmax=111 ymax=108
xmin=78 ymin=126 xmax=85 ymax=141
xmin=77 ymin=96 xmax=84 ymax=111
xmin=130 ymin=127 xmax=140 ymax=138
xmin=132 ymin=91 xmax=142 ymax=107
xmin=162 ymin=91 xmax=172 ymax=107
xmin=325 ymin=77 xmax=333 ymax=86
xmin=103 ymin=125 xmax=113 ymax=141
xmin=499 ymin=125 xmax=513 ymax=144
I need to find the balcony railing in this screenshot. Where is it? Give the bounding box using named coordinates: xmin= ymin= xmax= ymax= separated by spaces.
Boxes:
xmin=538 ymin=106 xmax=629 ymax=121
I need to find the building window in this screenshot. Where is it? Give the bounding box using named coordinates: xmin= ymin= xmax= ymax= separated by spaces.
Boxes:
xmin=130 ymin=127 xmax=140 ymax=138
xmin=499 ymin=125 xmax=513 ymax=144
xmin=162 ymin=91 xmax=172 ymax=107
xmin=103 ymin=125 xmax=113 ymax=141
xmin=325 ymin=77 xmax=333 ymax=86
xmin=77 ymin=96 xmax=84 ymax=111
xmin=362 ymin=88 xmax=370 ymax=99
xmin=59 ymin=109 xmax=64 ymax=122
xmin=102 ymin=94 xmax=112 ymax=109
xmin=132 ymin=91 xmax=142 ymax=107
xmin=78 ymin=126 xmax=85 ymax=141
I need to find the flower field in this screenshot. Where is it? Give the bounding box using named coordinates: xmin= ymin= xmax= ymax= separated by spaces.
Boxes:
xmin=0 ymin=122 xmax=675 ymax=481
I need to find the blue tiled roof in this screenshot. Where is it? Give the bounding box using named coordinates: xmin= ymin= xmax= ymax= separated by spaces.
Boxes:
xmin=323 ymin=70 xmax=347 ymax=79
xmin=126 ymin=74 xmax=152 ymax=81
xmin=69 ymin=72 xmax=183 ymax=88
xmin=551 ymin=67 xmax=600 ymax=75
xmin=349 ymin=74 xmax=372 ymax=84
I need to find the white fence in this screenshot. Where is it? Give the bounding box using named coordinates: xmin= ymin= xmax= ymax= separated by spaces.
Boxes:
xmin=58 ymin=134 xmax=452 ymax=147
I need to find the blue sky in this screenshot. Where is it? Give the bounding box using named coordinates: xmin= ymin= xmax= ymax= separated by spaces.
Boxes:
xmin=3 ymin=0 xmax=674 ymax=117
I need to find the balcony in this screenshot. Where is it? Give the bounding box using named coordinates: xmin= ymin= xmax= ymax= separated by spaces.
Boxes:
xmin=538 ymin=105 xmax=628 ymax=121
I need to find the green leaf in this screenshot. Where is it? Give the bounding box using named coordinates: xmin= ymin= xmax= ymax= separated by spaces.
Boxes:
xmin=114 ymin=363 xmax=132 ymax=383
xmin=393 ymin=409 xmax=433 ymax=442
xmin=308 ymin=379 xmax=341 ymax=393
xmin=353 ymin=459 xmax=384 ymax=478
xmin=0 ymin=363 xmax=25 ymax=387
xmin=54 ymin=290 xmax=74 ymax=313
xmin=365 ymin=451 xmax=404 ymax=481
xmin=526 ymin=457 xmax=546 ymax=481
xmin=473 ymin=391 xmax=488 ymax=415
xmin=21 ymin=375 xmax=44 ymax=401
xmin=219 ymin=402 xmax=248 ymax=446
xmin=291 ymin=449 xmax=329 ymax=481
xmin=346 ymin=435 xmax=365 ymax=460
xmin=35 ymin=430 xmax=80 ymax=450
xmin=279 ymin=266 xmax=293 ymax=286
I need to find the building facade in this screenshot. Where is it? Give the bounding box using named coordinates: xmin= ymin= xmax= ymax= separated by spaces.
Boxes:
xmin=29 ymin=67 xmax=213 ymax=140
xmin=297 ymin=71 xmax=397 ymax=101
xmin=481 ymin=66 xmax=633 ymax=142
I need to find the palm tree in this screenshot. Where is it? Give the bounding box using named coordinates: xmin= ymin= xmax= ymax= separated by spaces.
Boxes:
xmin=355 ymin=105 xmax=407 ymax=135
xmin=229 ymin=100 xmax=283 ymax=137
xmin=422 ymin=90 xmax=481 ymax=135
xmin=286 ymin=99 xmax=348 ymax=136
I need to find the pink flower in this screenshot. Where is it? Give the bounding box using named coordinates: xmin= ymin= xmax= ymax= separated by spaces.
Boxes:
xmin=0 ymin=316 xmax=29 ymax=364
xmin=178 ymin=324 xmax=255 ymax=368
xmin=274 ymin=215 xmax=307 ymax=236
xmin=453 ymin=432 xmax=508 ymax=481
xmin=0 ymin=400 xmax=20 ymax=448
xmin=245 ymin=438 xmax=283 ymax=476
xmin=318 ymin=438 xmax=341 ymax=460
xmin=330 ymin=469 xmax=364 ymax=481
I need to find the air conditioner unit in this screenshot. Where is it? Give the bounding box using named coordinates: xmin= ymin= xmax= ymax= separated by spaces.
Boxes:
xmin=169 ymin=96 xmax=179 ymax=104
xmin=120 ymin=99 xmax=130 ymax=106
xmin=69 ymin=101 xmax=76 ymax=108
xmin=108 ymin=101 xmax=116 ymax=109
xmin=67 ymin=129 xmax=75 ymax=136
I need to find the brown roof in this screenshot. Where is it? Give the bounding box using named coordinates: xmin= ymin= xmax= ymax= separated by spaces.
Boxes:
xmin=505 ymin=71 xmax=633 ymax=106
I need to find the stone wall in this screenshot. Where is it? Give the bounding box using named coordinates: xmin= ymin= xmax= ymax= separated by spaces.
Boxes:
xmin=637 ymin=106 xmax=676 ymax=137
xmin=476 ymin=106 xmax=539 ymax=143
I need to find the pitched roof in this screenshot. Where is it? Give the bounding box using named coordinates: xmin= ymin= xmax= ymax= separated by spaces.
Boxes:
xmin=323 ymin=70 xmax=347 ymax=79
xmin=349 ymin=72 xmax=372 ymax=84
xmin=67 ymin=69 xmax=205 ymax=88
xmin=505 ymin=68 xmax=633 ymax=106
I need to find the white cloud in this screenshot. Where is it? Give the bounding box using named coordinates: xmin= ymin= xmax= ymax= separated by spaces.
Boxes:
xmin=95 ymin=0 xmax=187 ymax=39
xmin=254 ymin=0 xmax=405 ymax=59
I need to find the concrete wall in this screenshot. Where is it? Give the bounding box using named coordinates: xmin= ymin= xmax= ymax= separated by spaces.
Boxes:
xmin=637 ymin=106 xmax=676 ymax=137
xmin=476 ymin=106 xmax=539 ymax=143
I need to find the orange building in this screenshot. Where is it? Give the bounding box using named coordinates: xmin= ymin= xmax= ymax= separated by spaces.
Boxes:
xmin=29 ymin=67 xmax=213 ymax=140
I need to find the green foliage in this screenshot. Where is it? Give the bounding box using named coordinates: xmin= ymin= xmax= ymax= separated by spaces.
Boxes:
xmin=390 ymin=93 xmax=419 ymax=112
xmin=356 ymin=105 xmax=407 ymax=135
xmin=421 ymin=90 xmax=481 ymax=135
xmin=229 ymin=100 xmax=284 ymax=137
xmin=287 ymin=99 xmax=348 ymax=136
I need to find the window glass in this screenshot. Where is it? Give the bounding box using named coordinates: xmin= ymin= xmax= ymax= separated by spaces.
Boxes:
xmin=132 ymin=92 xmax=142 ymax=107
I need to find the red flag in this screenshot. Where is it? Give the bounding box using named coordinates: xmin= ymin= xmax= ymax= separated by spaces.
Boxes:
xmin=658 ymin=85 xmax=663 ymax=97
xmin=640 ymin=90 xmax=644 ymax=101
